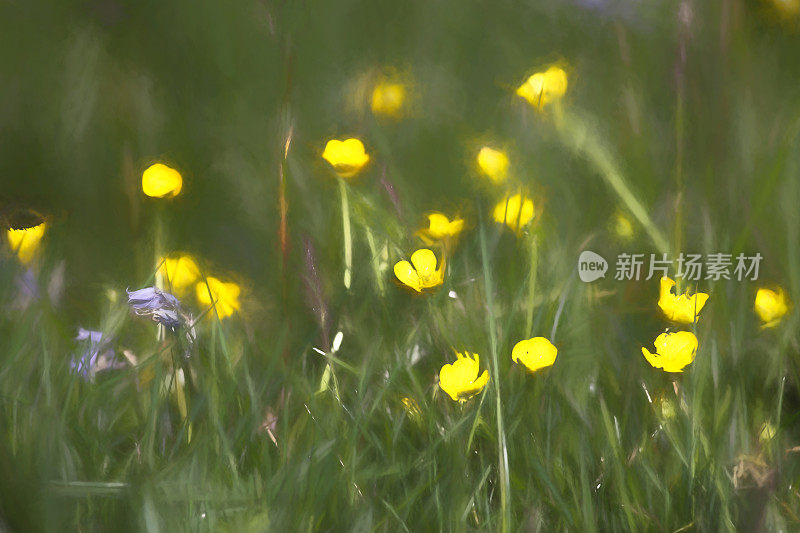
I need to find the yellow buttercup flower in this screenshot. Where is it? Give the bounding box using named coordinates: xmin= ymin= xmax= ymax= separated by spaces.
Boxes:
xmin=371 ymin=81 xmax=406 ymax=117
xmin=516 ymin=66 xmax=568 ymax=110
xmin=322 ymin=138 xmax=370 ymax=177
xmin=393 ymin=248 xmax=445 ymax=292
xmin=477 ymin=147 xmax=509 ymax=183
xmin=417 ymin=213 xmax=464 ymax=244
xmin=6 ymin=222 xmax=46 ymax=264
xmin=142 ymin=163 xmax=183 ymax=198
xmin=159 ymin=255 xmax=200 ymax=294
xmin=493 ymin=194 xmax=535 ymax=233
xmin=612 ymin=211 xmax=634 ymax=240
xmin=641 ymin=331 xmax=698 ymax=373
xmin=755 ymin=287 xmax=790 ymax=328
xmin=196 ymin=276 xmax=241 ymax=319
xmin=511 ymin=337 xmax=557 ymax=373
xmin=439 ymin=352 xmax=490 ymax=402
xmin=658 ymin=277 xmax=709 ymax=324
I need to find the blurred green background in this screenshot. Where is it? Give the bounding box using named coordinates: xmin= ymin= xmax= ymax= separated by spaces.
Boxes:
xmin=2 ymin=0 xmax=800 ymax=530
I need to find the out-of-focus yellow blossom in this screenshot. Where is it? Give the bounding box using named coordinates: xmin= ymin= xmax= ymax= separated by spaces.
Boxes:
xmin=401 ymin=397 xmax=422 ymax=424
xmin=159 ymin=255 xmax=200 ymax=294
xmin=759 ymin=422 xmax=777 ymax=443
xmin=754 ymin=287 xmax=790 ymax=328
xmin=477 ymin=147 xmax=509 ymax=183
xmin=322 ymin=138 xmax=370 ymax=177
xmin=511 ymin=337 xmax=557 ymax=373
xmin=613 ymin=211 xmax=634 ymax=240
xmin=658 ymin=277 xmax=709 ymax=324
xmin=6 ymin=222 xmax=46 ymax=264
xmin=196 ymin=276 xmax=241 ymax=319
xmin=641 ymin=331 xmax=698 ymax=373
xmin=655 ymin=395 xmax=676 ymax=420
xmin=493 ymin=193 xmax=535 ymax=233
xmin=417 ymin=213 xmax=464 ymax=244
xmin=439 ymin=352 xmax=490 ymax=402
xmin=142 ymin=163 xmax=183 ymax=198
xmin=768 ymin=0 xmax=800 ymax=18
xmin=394 ymin=248 xmax=445 ymax=292
xmin=371 ymin=81 xmax=406 ymax=117
xmin=516 ymin=66 xmax=568 ymax=110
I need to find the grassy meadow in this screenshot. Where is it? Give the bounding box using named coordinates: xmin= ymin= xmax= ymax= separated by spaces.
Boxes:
xmin=2 ymin=0 xmax=800 ymax=530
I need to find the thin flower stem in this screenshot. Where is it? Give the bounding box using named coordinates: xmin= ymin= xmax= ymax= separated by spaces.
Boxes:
xmin=673 ymin=80 xmax=685 ymax=272
xmin=556 ymin=111 xmax=670 ymax=255
xmin=524 ymin=232 xmax=538 ymax=337
xmin=364 ymin=225 xmax=385 ymax=296
xmin=550 ymin=280 xmax=571 ymax=341
xmin=153 ymin=210 xmax=165 ymax=343
xmin=338 ymin=178 xmax=353 ymax=289
xmin=478 ymin=207 xmax=511 ymax=532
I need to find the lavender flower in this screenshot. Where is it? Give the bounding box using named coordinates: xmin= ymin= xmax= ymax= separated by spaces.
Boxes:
xmin=72 ymin=328 xmax=120 ymax=380
xmin=126 ymin=287 xmax=183 ymax=330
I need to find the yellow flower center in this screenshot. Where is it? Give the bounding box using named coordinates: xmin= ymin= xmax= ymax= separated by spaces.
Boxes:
xmin=393 ymin=248 xmax=445 ymax=292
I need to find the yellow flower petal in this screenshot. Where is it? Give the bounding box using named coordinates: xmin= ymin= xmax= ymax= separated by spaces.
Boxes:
xmin=322 ymin=138 xmax=370 ymax=177
xmin=512 ymin=337 xmax=557 ymax=373
xmin=395 ymin=249 xmax=444 ymax=292
xmin=371 ymin=81 xmax=406 ymax=117
xmin=160 ymin=255 xmax=200 ymax=294
xmin=658 ymin=277 xmax=709 ymax=324
xmin=516 ymin=66 xmax=568 ymax=110
xmin=6 ymin=222 xmax=46 ymax=264
xmin=493 ymin=194 xmax=535 ymax=233
xmin=393 ymin=260 xmax=422 ymax=292
xmin=439 ymin=352 xmax=489 ymax=402
xmin=543 ymin=66 xmax=568 ymax=98
xmin=429 ymin=213 xmax=464 ymax=239
xmin=410 ymin=248 xmax=437 ymax=279
xmin=142 ymin=163 xmax=183 ymax=198
xmin=477 ymin=147 xmax=509 ymax=183
xmin=196 ymin=276 xmax=241 ymax=319
xmin=642 ymin=331 xmax=698 ymax=373
xmin=516 ymin=73 xmax=546 ymax=108
xmin=417 ymin=213 xmax=464 ymax=245
xmin=755 ymin=287 xmax=790 ymax=328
